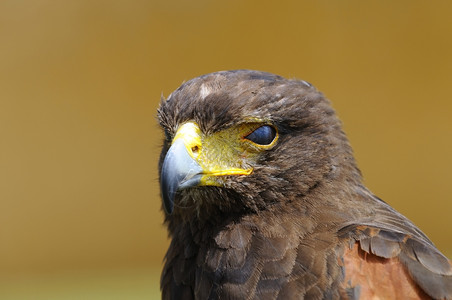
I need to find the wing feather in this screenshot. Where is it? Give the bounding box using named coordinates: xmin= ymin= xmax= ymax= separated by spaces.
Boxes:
xmin=339 ymin=224 xmax=452 ymax=299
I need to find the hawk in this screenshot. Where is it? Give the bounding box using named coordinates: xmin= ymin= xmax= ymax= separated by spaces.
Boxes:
xmin=157 ymin=70 xmax=452 ymax=299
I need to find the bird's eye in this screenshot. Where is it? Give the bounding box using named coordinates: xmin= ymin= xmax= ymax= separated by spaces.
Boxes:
xmin=244 ymin=125 xmax=277 ymax=146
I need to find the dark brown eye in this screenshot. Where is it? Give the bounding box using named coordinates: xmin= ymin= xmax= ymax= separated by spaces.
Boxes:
xmin=245 ymin=125 xmax=277 ymax=145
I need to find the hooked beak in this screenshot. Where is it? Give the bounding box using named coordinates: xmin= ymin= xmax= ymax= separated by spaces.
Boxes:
xmin=160 ymin=138 xmax=203 ymax=214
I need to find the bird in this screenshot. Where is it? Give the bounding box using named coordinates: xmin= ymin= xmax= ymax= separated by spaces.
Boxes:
xmin=157 ymin=70 xmax=452 ymax=299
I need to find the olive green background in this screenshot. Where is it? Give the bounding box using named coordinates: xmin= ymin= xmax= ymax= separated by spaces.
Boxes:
xmin=1 ymin=1 xmax=451 ymax=299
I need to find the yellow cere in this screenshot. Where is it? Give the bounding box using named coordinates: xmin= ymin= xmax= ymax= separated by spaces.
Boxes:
xmin=172 ymin=121 xmax=279 ymax=187
xmin=172 ymin=122 xmax=203 ymax=159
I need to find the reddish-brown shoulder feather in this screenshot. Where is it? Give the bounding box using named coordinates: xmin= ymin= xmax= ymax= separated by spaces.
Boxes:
xmin=341 ymin=242 xmax=430 ymax=299
xmin=339 ymin=224 xmax=452 ymax=299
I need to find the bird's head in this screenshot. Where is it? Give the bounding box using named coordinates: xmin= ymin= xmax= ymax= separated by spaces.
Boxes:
xmin=158 ymin=70 xmax=361 ymax=224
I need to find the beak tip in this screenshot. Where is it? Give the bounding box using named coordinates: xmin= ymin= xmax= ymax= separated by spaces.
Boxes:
xmin=162 ymin=192 xmax=174 ymax=214
xmin=160 ymin=168 xmax=177 ymax=215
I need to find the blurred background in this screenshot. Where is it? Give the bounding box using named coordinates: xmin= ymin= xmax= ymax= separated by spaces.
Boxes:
xmin=1 ymin=0 xmax=451 ymax=299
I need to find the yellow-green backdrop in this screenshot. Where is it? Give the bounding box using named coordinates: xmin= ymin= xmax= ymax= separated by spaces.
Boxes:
xmin=1 ymin=1 xmax=451 ymax=299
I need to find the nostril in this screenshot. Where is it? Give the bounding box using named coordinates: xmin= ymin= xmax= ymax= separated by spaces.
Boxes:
xmin=191 ymin=145 xmax=200 ymax=156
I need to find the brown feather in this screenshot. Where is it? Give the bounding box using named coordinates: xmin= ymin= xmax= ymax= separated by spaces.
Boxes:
xmin=342 ymin=242 xmax=430 ymax=299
